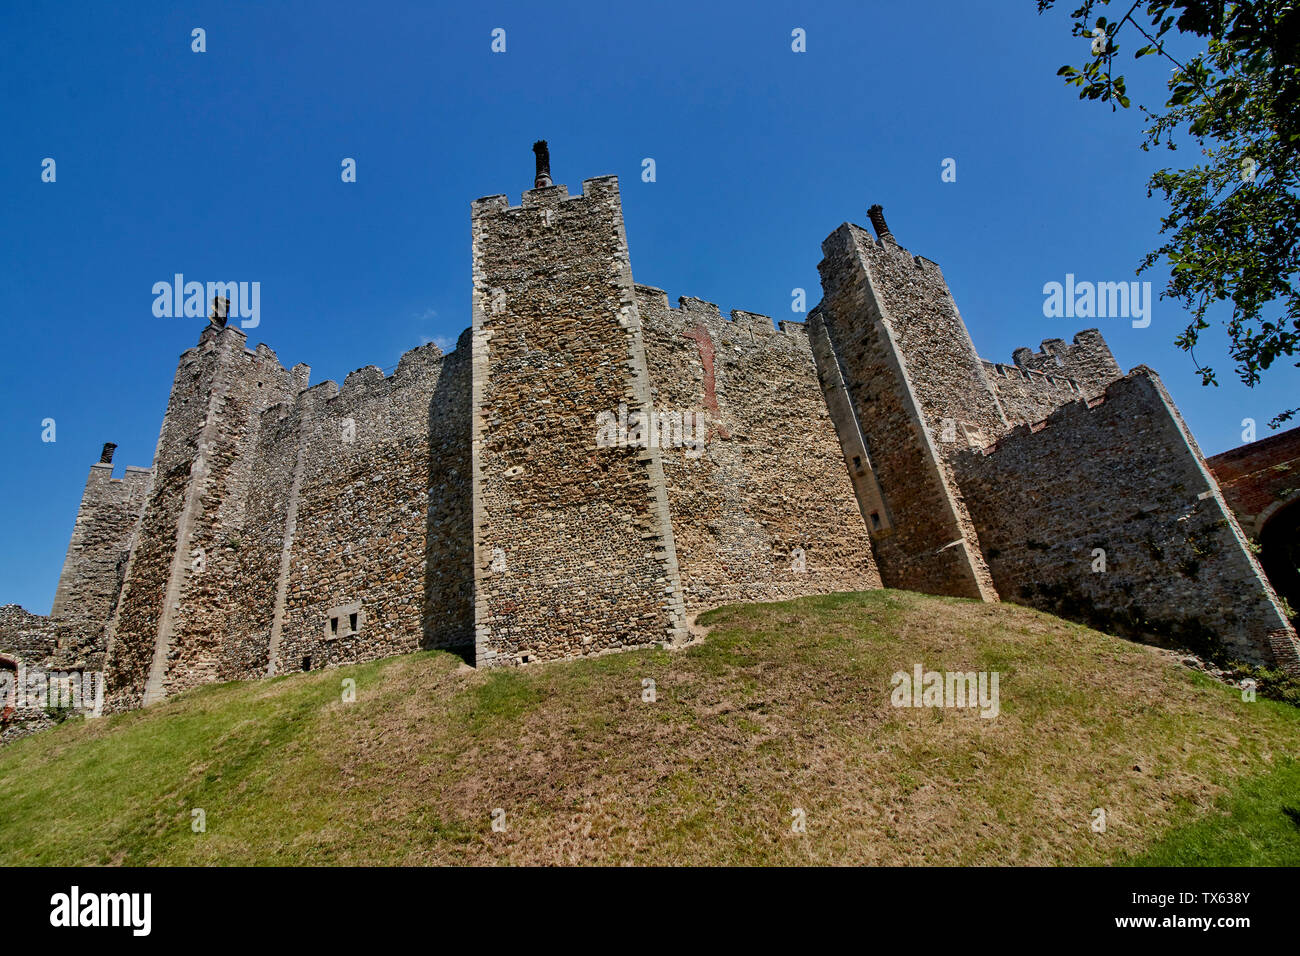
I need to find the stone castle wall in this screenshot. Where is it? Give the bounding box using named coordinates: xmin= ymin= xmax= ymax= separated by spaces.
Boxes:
xmin=986 ymin=331 xmax=1121 ymax=428
xmin=637 ymin=288 xmax=882 ymax=610
xmin=103 ymin=327 xmax=301 ymax=709
xmin=1012 ymin=330 xmax=1122 ymax=398
xmin=233 ymin=336 xmax=473 ymax=679
xmin=0 ymin=606 xmax=62 ymax=665
xmin=954 ymin=369 xmax=1297 ymax=668
xmin=49 ymin=461 xmax=151 ymax=635
xmin=469 ymin=178 xmax=687 ymax=667
xmin=983 ymin=361 xmax=1083 ymax=427
xmin=11 ymin=162 xmax=1297 ymax=725
xmin=813 ymin=223 xmax=996 ymax=601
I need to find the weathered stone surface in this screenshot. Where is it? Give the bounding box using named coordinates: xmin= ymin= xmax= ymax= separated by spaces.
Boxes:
xmin=638 ymin=288 xmax=881 ymax=608
xmin=470 ymin=178 xmax=687 ymax=666
xmin=10 ymin=156 xmax=1296 ymax=725
xmin=954 ymin=369 xmax=1295 ymax=667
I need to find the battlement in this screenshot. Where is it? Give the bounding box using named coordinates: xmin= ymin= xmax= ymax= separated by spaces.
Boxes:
xmin=632 ymin=285 xmax=808 ymax=350
xmin=832 ymin=222 xmax=945 ymax=277
xmin=978 ymin=331 xmax=1120 ymax=429
xmin=86 ymin=461 xmax=153 ymax=487
xmin=982 ymin=360 xmax=1082 ymax=393
xmin=258 ymin=339 xmax=458 ymax=431
xmin=1006 ymin=329 xmax=1121 ymax=399
xmin=471 ymin=175 xmax=622 ymax=219
xmin=976 ymin=368 xmax=1146 ymax=454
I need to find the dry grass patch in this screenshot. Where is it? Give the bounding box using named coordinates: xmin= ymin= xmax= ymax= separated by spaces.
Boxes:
xmin=1 ymin=589 xmax=1296 ymax=865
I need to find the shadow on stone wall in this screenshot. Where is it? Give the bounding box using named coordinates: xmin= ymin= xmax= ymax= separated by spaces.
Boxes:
xmin=422 ymin=337 xmax=475 ymax=663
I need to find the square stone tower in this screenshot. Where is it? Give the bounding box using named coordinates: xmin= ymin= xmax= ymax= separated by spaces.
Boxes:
xmin=811 ymin=208 xmax=1001 ymax=600
xmin=469 ymin=144 xmax=689 ymax=665
xmin=103 ymin=323 xmax=299 ymax=708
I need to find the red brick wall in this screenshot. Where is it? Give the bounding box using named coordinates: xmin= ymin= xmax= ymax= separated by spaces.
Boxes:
xmin=1207 ymin=426 xmax=1300 ymax=535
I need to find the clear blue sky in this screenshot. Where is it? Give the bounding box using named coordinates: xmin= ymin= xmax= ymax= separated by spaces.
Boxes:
xmin=2 ymin=1 xmax=1295 ymax=613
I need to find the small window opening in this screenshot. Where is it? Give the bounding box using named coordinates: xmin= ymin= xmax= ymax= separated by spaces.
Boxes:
xmin=870 ymin=511 xmax=882 ymax=530
xmin=330 ymin=617 xmax=339 ymax=636
xmin=852 ymin=455 xmax=862 ymax=471
xmin=302 ymin=656 xmax=311 ymax=672
xmin=348 ymin=612 xmax=358 ymax=633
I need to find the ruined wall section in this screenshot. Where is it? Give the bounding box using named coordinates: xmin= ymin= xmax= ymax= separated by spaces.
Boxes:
xmin=471 ymin=178 xmax=687 ymax=666
xmin=48 ymin=460 xmax=151 ymax=663
xmin=814 ymin=222 xmax=996 ymax=600
xmin=955 ymin=369 xmax=1300 ymax=671
xmin=104 ymin=326 xmax=299 ymax=709
xmin=637 ymin=287 xmax=881 ymax=610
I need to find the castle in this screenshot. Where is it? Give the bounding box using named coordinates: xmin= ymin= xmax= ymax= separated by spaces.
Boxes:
xmin=3 ymin=143 xmax=1297 ymax=727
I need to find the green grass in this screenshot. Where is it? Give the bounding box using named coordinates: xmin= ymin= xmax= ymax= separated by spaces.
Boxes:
xmin=1126 ymin=756 xmax=1300 ymax=865
xmin=1 ymin=589 xmax=1297 ymax=865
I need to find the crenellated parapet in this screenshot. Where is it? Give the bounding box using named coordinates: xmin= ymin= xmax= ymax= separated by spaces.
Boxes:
xmin=979 ymin=330 xmax=1121 ymax=427
xmin=633 ymin=286 xmax=810 ymax=352
xmin=1008 ymin=329 xmax=1121 ymax=398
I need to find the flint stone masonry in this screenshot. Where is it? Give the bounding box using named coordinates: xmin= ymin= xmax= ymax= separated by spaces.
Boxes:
xmin=225 ymin=335 xmax=474 ymax=683
xmin=49 ymin=463 xmax=151 ymax=644
xmin=0 ymin=608 xmax=104 ymax=744
xmin=0 ymin=606 xmax=60 ymax=663
xmin=813 ymin=223 xmax=998 ymax=601
xmin=1011 ymin=330 xmax=1122 ymax=399
xmin=955 ymin=369 xmax=1297 ymax=668
xmin=470 ymin=178 xmax=688 ymax=666
xmin=638 ymin=287 xmax=882 ymax=608
xmin=9 ymin=152 xmax=1296 ymax=727
xmin=103 ymin=327 xmax=303 ymax=711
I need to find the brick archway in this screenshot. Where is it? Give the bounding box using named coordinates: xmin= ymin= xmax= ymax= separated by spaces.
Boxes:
xmin=1258 ymin=498 xmax=1300 ymax=624
xmin=1208 ymin=426 xmax=1300 ymax=624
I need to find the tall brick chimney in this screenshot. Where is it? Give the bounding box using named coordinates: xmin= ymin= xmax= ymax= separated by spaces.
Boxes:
xmin=532 ymin=140 xmax=553 ymax=188
xmin=99 ymin=442 xmax=117 ymax=464
xmin=868 ymin=204 xmax=895 ymax=244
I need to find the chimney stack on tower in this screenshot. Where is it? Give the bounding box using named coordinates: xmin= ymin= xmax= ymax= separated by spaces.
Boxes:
xmin=533 ymin=140 xmax=553 ymax=188
xmin=868 ymin=204 xmax=895 ymax=244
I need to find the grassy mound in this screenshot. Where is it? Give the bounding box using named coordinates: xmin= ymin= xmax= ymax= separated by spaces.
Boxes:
xmin=2 ymin=590 xmax=1297 ymax=865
